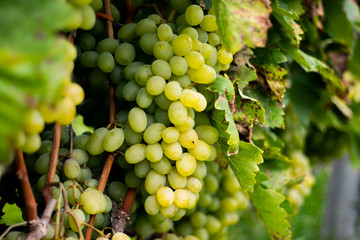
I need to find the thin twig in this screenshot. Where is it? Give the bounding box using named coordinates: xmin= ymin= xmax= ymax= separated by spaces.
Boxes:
xmin=0 ymin=222 xmax=27 ymax=239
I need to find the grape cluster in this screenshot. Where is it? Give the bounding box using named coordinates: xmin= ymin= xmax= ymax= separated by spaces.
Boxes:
xmin=285 ymin=151 xmax=315 ymax=211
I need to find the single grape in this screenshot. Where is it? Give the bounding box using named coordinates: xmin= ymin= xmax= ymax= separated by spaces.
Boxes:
xmin=176 ymin=153 xmax=197 ymax=176
xmin=68 ymin=209 xmax=85 ymax=232
xmin=97 ymin=51 xmax=115 ymax=73
xmin=23 ymin=109 xmax=44 ymax=134
xmin=128 ymin=107 xmax=147 ymax=132
xmin=63 ymin=158 xmax=81 ymax=179
xmin=115 ymin=43 xmax=136 ymax=65
xmin=169 ymin=56 xmax=189 ymax=76
xmin=157 ymin=186 xmax=175 ymax=207
xmin=125 ymin=143 xmax=146 ymax=164
xmin=96 ymin=38 xmax=119 ymax=54
xmin=79 ymin=188 xmax=106 ymax=214
xmin=87 ymin=127 xmax=108 ymax=155
xmin=185 ymin=5 xmax=204 ymax=26
xmin=103 ymin=128 xmax=125 ymax=152
xmin=153 ymin=41 xmax=174 ymax=61
xmin=172 ymin=35 xmax=192 ymax=56
xmin=145 ymin=170 xmax=167 ymax=194
xmin=157 ymin=24 xmax=173 ymax=42
xmin=146 ymin=76 xmax=166 ymax=96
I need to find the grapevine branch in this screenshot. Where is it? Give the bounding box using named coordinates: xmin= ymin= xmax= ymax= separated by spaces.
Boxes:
xmin=111 ymin=188 xmax=137 ymax=233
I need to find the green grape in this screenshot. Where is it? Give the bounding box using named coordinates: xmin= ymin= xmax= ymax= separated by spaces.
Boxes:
xmin=191 ymin=39 xmax=202 ymax=52
xmin=180 ymin=89 xmax=199 ymax=108
xmin=81 ymin=167 xmax=92 ymax=180
xmin=155 ymin=107 xmax=172 ymax=126
xmin=23 ymin=109 xmax=44 ymax=134
xmin=145 ymin=170 xmax=167 ymax=194
xmin=122 ymin=80 xmax=142 ymax=102
xmin=139 ymin=33 xmax=159 ymax=55
xmin=145 ymin=143 xmax=163 ymax=162
xmin=90 ymin=0 xmax=102 ymax=11
xmin=161 ymin=141 xmax=183 ymax=160
xmin=88 ymin=67 xmax=107 ymax=85
xmin=176 ymin=222 xmax=193 ymax=236
xmin=137 ymin=87 xmax=154 ymax=108
xmin=186 ymin=176 xmax=202 ymax=193
xmin=168 ymin=167 xmax=187 ymax=189
xmin=151 ymin=156 xmax=172 ymax=175
xmin=110 ymin=4 xmax=121 ymax=23
xmin=97 ymin=51 xmax=115 ymax=73
xmin=175 ymin=116 xmax=194 ymax=132
xmin=220 ymin=197 xmax=238 ymax=213
xmin=34 ymin=153 xmax=50 ymax=174
xmin=200 ymin=43 xmax=213 ymax=59
xmin=217 ymin=48 xmax=233 ymax=65
xmin=125 ymin=143 xmax=146 ymax=164
xmin=193 ymin=93 xmax=208 ymax=112
xmin=148 ymin=13 xmax=162 ymax=24
xmin=103 ymin=194 xmax=112 ymax=213
xmin=153 ymin=41 xmax=174 ymax=61
xmin=64 ymin=159 xmax=81 ymax=179
xmin=157 ymin=186 xmax=175 ymax=207
xmin=63 ymin=82 xmax=84 ymax=105
xmin=147 ymin=113 xmax=155 ymax=127
xmin=181 ymin=27 xmax=198 ymax=40
xmin=42 ymin=223 xmax=55 ymax=240
xmin=70 ymin=0 xmax=91 ymax=6
xmin=176 ymin=153 xmax=197 ymax=176
xmin=112 ymin=232 xmax=131 ymax=240
xmin=188 ymin=140 xmax=211 ymax=160
xmin=135 ymin=160 xmax=151 ymax=178
xmin=115 ymin=110 xmax=129 ymax=125
xmin=118 ymin=23 xmax=137 ymax=42
xmin=172 ymin=35 xmax=193 ymax=56
xmin=96 ymin=38 xmax=119 ymax=54
xmin=154 ymin=93 xmax=172 ymax=110
xmin=123 ymin=61 xmax=145 ymax=81
xmin=115 ymin=43 xmax=136 ymax=65
xmin=193 ymin=228 xmax=209 ymax=240
xmin=200 ymin=15 xmax=217 ymax=32
xmin=128 ymin=107 xmax=147 ymax=132
xmin=80 ymin=5 xmax=96 ymax=30
xmin=91 ymin=19 xmax=105 ymax=36
xmin=173 ymin=189 xmax=190 ymax=208
xmin=160 ymin=203 xmax=178 ymax=218
xmin=37 ymin=140 xmax=52 ymax=155
xmin=190 ymin=211 xmax=207 ymax=228
xmin=164 ymin=81 xmax=182 ymax=101
xmin=169 ymin=56 xmax=189 ymax=76
xmin=187 ymin=64 xmax=216 ymax=84
xmin=79 ymin=188 xmax=106 ymax=214
xmin=108 ymin=181 xmax=128 ymax=202
xmin=135 ymin=64 xmax=153 ymax=86
xmin=170 ymin=0 xmax=192 ymax=13
xmin=80 ymin=51 xmax=99 ymax=68
xmin=124 ymin=121 xmax=143 ymax=146
xmin=136 ymin=18 xmax=157 ymax=36
xmin=143 ymin=123 xmax=166 ymax=144
xmin=192 ymin=161 xmax=207 ymax=179
xmin=171 ymin=74 xmax=192 ymax=88
xmin=86 ymin=178 xmax=99 ymax=188
xmin=168 ymin=101 xmax=187 ymax=126
xmin=205 ymin=216 xmax=222 ymax=234
xmin=204 ymin=46 xmax=217 ymax=67
xmin=187 ymin=107 xmax=195 ymax=119
xmin=103 ymin=128 xmax=125 ymax=152
xmin=146 ymin=76 xmax=166 ymax=96
xmin=154 ymin=218 xmax=174 ymax=233
xmin=152 ymin=59 xmax=172 ymax=79
xmin=57 ymin=97 xmax=76 ymax=125
xmin=93 ymin=213 xmax=104 ymax=228
xmin=66 ymin=187 xmax=81 ymax=205
xmin=220 ymin=62 xmax=230 ymax=71
xmin=194 ymin=125 xmax=219 ymax=145
xmin=204 ymin=174 xmax=219 ymax=194
xmin=185 ymin=5 xmax=204 ymax=26
xmin=109 ymin=64 xmax=124 ymax=84
xmin=185 ymin=190 xmax=198 ymax=209
xmin=205 ymin=145 xmax=217 ymax=162
xmin=68 ymin=209 xmax=85 ymax=232
xmin=37 ymin=174 xmax=60 ymax=192
xmin=208 ymin=33 xmax=220 ymax=46
xmin=87 ymin=127 xmax=108 ymax=155
xmin=184 ymin=51 xmax=204 ymax=69
xmin=162 ymin=127 xmax=180 ymax=143
xmin=72 ymin=149 xmax=89 ymax=165
xmin=196 ymin=28 xmax=208 ymax=43
xmin=178 ymin=129 xmax=198 ymax=149
xmin=157 ymin=24 xmax=173 ymax=42
xmin=145 ymin=195 xmax=161 ymax=215
xmin=125 ymin=170 xmax=142 ymax=188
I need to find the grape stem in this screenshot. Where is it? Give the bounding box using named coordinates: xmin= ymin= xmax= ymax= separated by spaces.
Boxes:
xmin=0 ymin=222 xmax=27 ymax=239
xmin=110 ymin=188 xmax=136 ymax=233
xmin=43 ymin=122 xmax=61 ymax=204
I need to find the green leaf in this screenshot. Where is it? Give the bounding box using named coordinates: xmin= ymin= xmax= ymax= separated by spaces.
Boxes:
xmin=218 ymin=141 xmax=263 ymax=192
xmin=323 ymin=0 xmax=354 ymax=48
xmin=279 ymin=40 xmax=345 ymax=92
xmin=251 ymin=48 xmax=288 ymax=66
xmin=0 ymin=203 xmax=24 ymax=225
xmin=231 ymin=65 xmax=257 ymax=90
xmin=213 ymin=0 xmax=272 ymax=53
xmin=246 ymin=87 xmax=285 ymax=128
xmin=209 ymin=75 xmax=239 ymax=155
xmin=250 ymin=186 xmax=292 ymax=240
xmin=234 ymin=90 xmax=265 ymax=126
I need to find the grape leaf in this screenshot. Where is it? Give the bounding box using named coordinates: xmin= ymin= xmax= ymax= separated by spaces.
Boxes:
xmin=279 ymin=40 xmax=345 ymax=92
xmin=231 ymin=65 xmax=257 ymax=90
xmin=213 ymin=0 xmax=272 ymax=53
xmin=0 ymin=203 xmax=24 ymax=225
xmin=209 ymin=75 xmax=239 ymax=155
xmin=197 ymin=0 xmax=212 ymax=10
xmin=218 ymin=141 xmax=263 ymax=192
xmin=250 ymin=186 xmax=292 ymax=240
xmin=246 ymin=87 xmax=284 ymax=128
xmin=323 ymin=0 xmax=354 ymax=48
